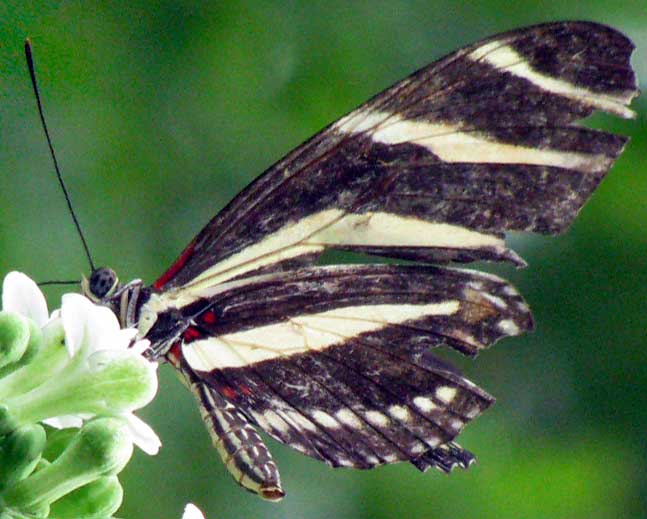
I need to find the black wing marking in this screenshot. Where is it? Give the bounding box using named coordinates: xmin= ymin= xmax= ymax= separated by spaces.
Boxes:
xmin=164 ymin=265 xmax=530 ymax=482
xmin=154 ymin=21 xmax=637 ymax=290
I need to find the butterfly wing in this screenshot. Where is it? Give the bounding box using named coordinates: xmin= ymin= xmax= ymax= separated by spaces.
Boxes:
xmin=167 ymin=265 xmax=531 ymax=497
xmin=153 ymin=21 xmax=637 ymax=293
xmin=142 ymin=21 xmax=638 ymax=499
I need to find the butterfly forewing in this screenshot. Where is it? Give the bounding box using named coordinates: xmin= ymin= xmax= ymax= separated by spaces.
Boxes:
xmin=153 ymin=21 xmax=636 ymax=293
xmin=134 ymin=22 xmax=638 ymax=499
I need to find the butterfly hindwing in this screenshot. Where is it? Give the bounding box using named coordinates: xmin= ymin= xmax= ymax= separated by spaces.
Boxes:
xmin=153 ymin=21 xmax=637 ymax=292
xmin=165 ymin=265 xmax=530 ymax=482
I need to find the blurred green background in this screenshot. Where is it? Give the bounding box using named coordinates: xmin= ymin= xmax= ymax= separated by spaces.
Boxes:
xmin=1 ymin=2 xmax=646 ymax=518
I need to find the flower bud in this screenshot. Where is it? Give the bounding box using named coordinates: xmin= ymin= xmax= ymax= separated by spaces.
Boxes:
xmin=0 ymin=423 xmax=46 ymax=491
xmin=0 ymin=405 xmax=19 ymax=436
xmin=4 ymin=351 xmax=156 ymax=426
xmin=0 ymin=319 xmax=44 ymax=379
xmin=49 ymin=476 xmax=123 ymax=519
xmin=0 ymin=319 xmax=68 ymax=403
xmin=2 ymin=418 xmax=133 ymax=510
xmin=0 ymin=311 xmax=30 ymax=370
xmin=42 ymin=427 xmax=78 ymax=462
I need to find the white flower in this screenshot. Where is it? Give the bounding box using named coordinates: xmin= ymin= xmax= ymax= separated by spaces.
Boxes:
xmin=183 ymin=503 xmax=206 ymax=519
xmin=2 ymin=271 xmax=49 ymax=327
xmin=1 ymin=271 xmax=161 ymax=455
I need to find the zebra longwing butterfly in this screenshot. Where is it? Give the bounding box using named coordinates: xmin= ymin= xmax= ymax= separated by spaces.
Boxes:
xmin=54 ymin=22 xmax=639 ymax=500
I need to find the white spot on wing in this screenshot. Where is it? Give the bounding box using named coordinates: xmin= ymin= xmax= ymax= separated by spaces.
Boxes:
xmin=497 ymin=318 xmax=521 ymax=335
xmin=388 ymin=405 xmax=411 ymax=422
xmin=365 ymin=411 xmax=390 ymax=428
xmin=435 ymin=386 xmax=457 ymax=403
xmin=516 ymin=300 xmax=530 ymax=312
xmin=263 ymin=410 xmax=290 ymax=434
xmin=335 ymin=456 xmax=354 ymax=467
xmin=289 ymin=442 xmax=308 ymax=454
xmin=413 ymin=396 xmax=437 ymax=413
xmin=312 ymin=410 xmax=341 ymax=430
xmin=466 ymin=407 xmax=481 ymax=419
xmin=381 ymin=453 xmax=399 ymax=463
xmin=335 ymin=409 xmax=363 ymax=429
xmin=450 ymin=418 xmax=464 ymax=431
xmin=480 ymin=292 xmax=507 ymax=309
xmin=463 ymin=270 xmax=505 ymax=283
xmin=366 ymin=454 xmax=380 ymax=465
xmin=502 ymin=285 xmax=519 ymax=296
xmin=425 ymin=436 xmax=441 ymax=448
xmin=251 ymin=410 xmax=270 ymax=430
xmin=410 ymin=443 xmax=427 ymax=454
xmin=452 ymin=330 xmax=481 ymax=348
xmin=286 ymin=410 xmax=318 ymax=433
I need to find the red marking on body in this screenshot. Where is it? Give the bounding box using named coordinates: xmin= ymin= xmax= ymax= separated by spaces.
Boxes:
xmin=221 ymin=386 xmax=238 ymax=400
xmin=153 ymin=239 xmax=197 ymax=290
xmin=182 ymin=326 xmax=202 ymax=343
xmin=166 ymin=340 xmax=182 ymax=367
xmin=240 ymin=384 xmax=253 ymax=396
xmin=201 ymin=309 xmax=217 ymax=324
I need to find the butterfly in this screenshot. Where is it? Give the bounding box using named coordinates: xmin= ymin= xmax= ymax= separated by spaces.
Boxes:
xmin=72 ymin=21 xmax=636 ymax=500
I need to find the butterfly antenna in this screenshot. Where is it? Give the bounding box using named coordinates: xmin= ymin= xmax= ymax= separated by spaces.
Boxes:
xmin=37 ymin=280 xmax=81 ymax=287
xmin=25 ymin=39 xmax=96 ymax=272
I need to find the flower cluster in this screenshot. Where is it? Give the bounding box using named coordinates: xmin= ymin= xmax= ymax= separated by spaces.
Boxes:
xmin=0 ymin=272 xmax=163 ymax=519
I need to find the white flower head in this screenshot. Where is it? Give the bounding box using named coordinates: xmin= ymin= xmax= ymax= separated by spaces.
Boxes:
xmin=57 ymin=293 xmax=160 ymax=454
xmin=1 ymin=272 xmax=161 ymax=455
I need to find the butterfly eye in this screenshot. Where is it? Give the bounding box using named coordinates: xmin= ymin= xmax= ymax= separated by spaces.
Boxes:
xmin=87 ymin=267 xmax=119 ymax=301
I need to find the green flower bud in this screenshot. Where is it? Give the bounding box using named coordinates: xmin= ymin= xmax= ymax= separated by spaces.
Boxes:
xmin=0 ymin=312 xmax=30 ymax=370
xmin=0 ymin=405 xmax=19 ymax=436
xmin=2 ymin=418 xmax=133 ymax=511
xmin=42 ymin=427 xmax=78 ymax=462
xmin=0 ymin=319 xmax=44 ymax=379
xmin=78 ymin=352 xmax=158 ymax=413
xmin=49 ymin=476 xmax=122 ymax=519
xmin=0 ymin=320 xmax=68 ymax=402
xmin=6 ymin=502 xmax=50 ymax=519
xmin=3 ymin=351 xmax=156 ymax=426
xmin=0 ymin=423 xmax=46 ymax=491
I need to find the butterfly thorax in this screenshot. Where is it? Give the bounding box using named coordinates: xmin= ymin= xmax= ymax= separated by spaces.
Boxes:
xmin=81 ymin=267 xmax=177 ymax=359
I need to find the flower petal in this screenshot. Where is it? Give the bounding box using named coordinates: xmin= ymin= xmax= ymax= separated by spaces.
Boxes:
xmin=61 ymin=294 xmax=121 ymax=357
xmin=61 ymin=294 xmax=92 ymax=356
xmin=183 ymin=503 xmax=206 ymax=519
xmin=123 ymin=413 xmax=162 ymax=455
xmin=2 ymin=272 xmax=49 ymax=327
xmin=43 ymin=414 xmax=85 ymax=429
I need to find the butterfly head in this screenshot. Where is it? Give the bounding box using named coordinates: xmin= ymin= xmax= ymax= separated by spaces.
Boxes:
xmin=81 ymin=269 xmax=148 ymax=333
xmin=82 ymin=267 xmax=119 ymax=303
